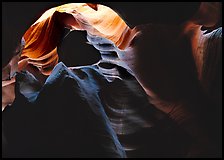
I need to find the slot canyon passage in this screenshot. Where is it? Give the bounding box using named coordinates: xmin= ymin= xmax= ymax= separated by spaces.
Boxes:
xmin=2 ymin=2 xmax=222 ymax=158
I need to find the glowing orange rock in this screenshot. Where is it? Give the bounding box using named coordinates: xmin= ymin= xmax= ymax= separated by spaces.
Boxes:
xmin=20 ymin=3 xmax=137 ymax=75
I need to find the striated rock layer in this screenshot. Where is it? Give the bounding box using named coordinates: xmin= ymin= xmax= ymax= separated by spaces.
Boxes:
xmin=20 ymin=3 xmax=137 ymax=75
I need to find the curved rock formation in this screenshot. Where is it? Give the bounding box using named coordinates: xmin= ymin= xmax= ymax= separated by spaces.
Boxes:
xmin=2 ymin=2 xmax=222 ymax=158
xmin=20 ymin=3 xmax=137 ymax=75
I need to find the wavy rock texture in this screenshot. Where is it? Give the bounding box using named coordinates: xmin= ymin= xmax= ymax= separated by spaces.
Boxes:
xmin=86 ymin=27 xmax=222 ymax=157
xmin=20 ymin=3 xmax=137 ymax=75
xmin=3 ymin=2 xmax=222 ymax=158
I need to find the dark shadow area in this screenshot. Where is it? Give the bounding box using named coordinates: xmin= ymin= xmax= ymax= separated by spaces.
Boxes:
xmin=58 ymin=30 xmax=101 ymax=67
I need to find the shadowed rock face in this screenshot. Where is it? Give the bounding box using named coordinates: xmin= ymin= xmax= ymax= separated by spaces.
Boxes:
xmin=2 ymin=62 xmax=127 ymax=158
xmin=2 ymin=61 xmax=192 ymax=158
xmin=86 ymin=28 xmax=222 ymax=158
